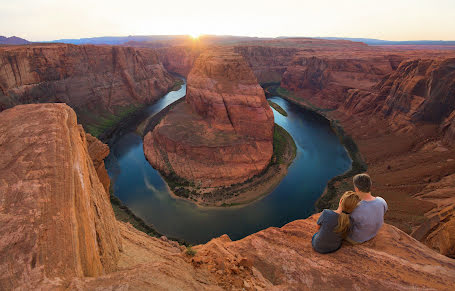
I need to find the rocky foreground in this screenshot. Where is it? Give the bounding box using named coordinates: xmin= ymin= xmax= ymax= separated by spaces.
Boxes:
xmin=143 ymin=49 xmax=276 ymax=204
xmin=1 ymin=103 xmax=455 ymax=290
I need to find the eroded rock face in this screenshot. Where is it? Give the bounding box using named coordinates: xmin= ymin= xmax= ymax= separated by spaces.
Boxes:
xmin=342 ymin=58 xmax=455 ymax=133
xmin=1 ymin=104 xmax=454 ymax=289
xmin=156 ymin=46 xmax=202 ymax=77
xmin=0 ymin=44 xmax=175 ymax=127
xmin=281 ymin=54 xmax=396 ymax=108
xmin=191 ymin=214 xmax=455 ymax=290
xmin=0 ymin=104 xmax=122 ymax=289
xmin=86 ymin=133 xmax=111 ymax=194
xmin=234 ymin=45 xmax=299 ymax=83
xmin=144 ymin=49 xmax=274 ymax=187
xmin=381 ymin=58 xmax=455 ymax=123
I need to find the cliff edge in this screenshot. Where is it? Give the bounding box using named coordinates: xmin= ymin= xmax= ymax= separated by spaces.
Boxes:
xmin=1 ymin=103 xmax=455 ymax=290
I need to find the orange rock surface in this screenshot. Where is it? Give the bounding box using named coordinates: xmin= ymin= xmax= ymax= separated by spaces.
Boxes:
xmin=301 ymin=56 xmax=455 ymax=259
xmin=1 ymin=103 xmax=455 ymax=290
xmin=144 ymin=49 xmax=274 ymax=187
xmin=86 ymin=133 xmax=111 ymax=194
xmin=156 ymin=46 xmax=202 ymax=77
xmin=0 ymin=104 xmax=122 ymax=289
xmin=0 ymin=44 xmax=175 ymax=126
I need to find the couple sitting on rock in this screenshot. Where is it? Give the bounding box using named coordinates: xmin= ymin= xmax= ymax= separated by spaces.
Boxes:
xmin=312 ymin=173 xmax=388 ymax=253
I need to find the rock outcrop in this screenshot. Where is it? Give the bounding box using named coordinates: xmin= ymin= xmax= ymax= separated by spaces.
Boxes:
xmin=156 ymin=46 xmax=202 ymax=77
xmin=192 ymin=214 xmax=455 ymax=290
xmin=310 ymin=56 xmax=455 ymax=259
xmin=1 ymin=103 xmax=455 ymax=290
xmin=0 ymin=44 xmax=175 ymax=129
xmin=281 ymin=53 xmax=397 ymax=108
xmin=342 ymin=58 xmax=455 ymax=134
xmin=0 ymin=104 xmax=122 ymax=289
xmin=233 ymin=46 xmax=299 ymax=83
xmin=86 ymin=133 xmax=111 ymax=193
xmin=144 ymin=49 xmax=274 ymax=188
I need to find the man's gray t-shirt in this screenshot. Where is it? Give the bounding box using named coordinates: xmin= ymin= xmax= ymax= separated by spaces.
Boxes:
xmin=348 ymin=197 xmax=388 ymax=243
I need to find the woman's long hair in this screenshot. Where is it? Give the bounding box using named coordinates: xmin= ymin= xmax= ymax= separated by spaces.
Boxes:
xmin=335 ymin=191 xmax=360 ymax=238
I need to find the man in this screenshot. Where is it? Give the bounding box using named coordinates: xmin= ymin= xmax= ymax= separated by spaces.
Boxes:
xmin=347 ymin=173 xmax=388 ymax=244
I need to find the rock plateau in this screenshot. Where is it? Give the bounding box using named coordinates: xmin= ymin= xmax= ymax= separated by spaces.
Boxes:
xmin=144 ymin=49 xmax=274 ymax=191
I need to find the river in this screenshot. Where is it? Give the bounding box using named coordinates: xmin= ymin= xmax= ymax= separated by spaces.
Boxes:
xmin=105 ymin=78 xmax=351 ymax=244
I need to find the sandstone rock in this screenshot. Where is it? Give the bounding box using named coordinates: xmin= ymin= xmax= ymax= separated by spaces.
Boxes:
xmin=0 ymin=44 xmax=176 ymax=128
xmin=234 ymin=45 xmax=299 ymax=83
xmin=186 ymin=49 xmax=274 ymax=138
xmin=380 ymin=58 xmax=455 ymax=124
xmin=281 ymin=54 xmax=395 ymax=108
xmin=1 ymin=105 xmax=454 ymax=290
xmin=412 ymin=173 xmax=455 ymax=257
xmin=342 ymin=58 xmax=455 ymax=132
xmin=144 ymin=49 xmax=274 ymax=187
xmin=156 ymin=46 xmax=202 ymax=77
xmin=0 ymin=104 xmax=122 ymax=289
xmin=192 ymin=214 xmax=455 ymax=290
xmin=86 ymin=133 xmax=111 ymax=194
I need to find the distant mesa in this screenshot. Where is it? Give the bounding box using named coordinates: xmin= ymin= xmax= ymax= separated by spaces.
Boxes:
xmin=143 ymin=48 xmax=285 ymax=205
xmin=0 ymin=36 xmax=30 ymax=45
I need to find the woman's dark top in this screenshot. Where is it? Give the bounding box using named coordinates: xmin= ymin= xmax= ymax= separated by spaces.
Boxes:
xmin=312 ymin=209 xmax=343 ymax=254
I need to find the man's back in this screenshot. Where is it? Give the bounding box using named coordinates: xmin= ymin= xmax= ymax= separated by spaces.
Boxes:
xmin=348 ymin=197 xmax=388 ymax=243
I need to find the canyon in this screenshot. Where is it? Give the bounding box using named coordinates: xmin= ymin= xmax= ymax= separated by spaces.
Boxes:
xmin=0 ymin=43 xmax=176 ymax=136
xmin=143 ymin=49 xmax=284 ymax=205
xmin=1 ymin=103 xmax=454 ymax=290
xmin=1 ymin=37 xmax=455 ymax=289
xmin=151 ymin=38 xmax=455 ymax=256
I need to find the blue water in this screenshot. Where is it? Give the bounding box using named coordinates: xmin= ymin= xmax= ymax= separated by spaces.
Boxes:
xmin=105 ymin=79 xmax=351 ymax=244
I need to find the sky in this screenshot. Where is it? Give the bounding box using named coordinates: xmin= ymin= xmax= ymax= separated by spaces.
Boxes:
xmin=1 ymin=0 xmax=454 ymax=41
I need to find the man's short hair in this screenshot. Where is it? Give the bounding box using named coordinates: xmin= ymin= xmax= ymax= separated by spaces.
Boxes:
xmin=353 ymin=173 xmax=372 ymax=193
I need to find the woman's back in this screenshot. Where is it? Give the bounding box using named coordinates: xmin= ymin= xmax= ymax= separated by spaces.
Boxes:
xmin=312 ymin=209 xmax=343 ymax=253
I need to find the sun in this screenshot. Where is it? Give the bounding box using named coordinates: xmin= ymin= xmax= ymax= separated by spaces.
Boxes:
xmin=189 ymin=32 xmax=201 ymax=39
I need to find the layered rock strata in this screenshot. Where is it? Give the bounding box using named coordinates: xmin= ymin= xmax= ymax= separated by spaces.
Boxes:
xmin=0 ymin=44 xmax=175 ymax=128
xmin=306 ymin=57 xmax=455 ymax=258
xmin=144 ymin=49 xmax=274 ymax=188
xmin=343 ymin=58 xmax=455 ymax=137
xmin=0 ymin=104 xmax=122 ymax=289
xmin=156 ymin=46 xmax=202 ymax=77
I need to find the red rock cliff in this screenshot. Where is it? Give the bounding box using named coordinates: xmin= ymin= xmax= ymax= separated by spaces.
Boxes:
xmin=0 ymin=44 xmax=175 ymax=127
xmin=1 ymin=103 xmax=455 ymax=290
xmin=343 ymin=58 xmax=455 ymax=133
xmin=0 ymin=104 xmax=122 ymax=289
xmin=281 ymin=53 xmax=396 ymax=108
xmin=144 ymin=49 xmax=274 ymax=187
xmin=156 ymin=46 xmax=202 ymax=77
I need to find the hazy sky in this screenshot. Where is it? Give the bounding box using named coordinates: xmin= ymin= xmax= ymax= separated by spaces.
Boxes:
xmin=1 ymin=0 xmax=454 ymax=41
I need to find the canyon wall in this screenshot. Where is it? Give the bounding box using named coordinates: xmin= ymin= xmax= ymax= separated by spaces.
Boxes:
xmin=233 ymin=46 xmax=299 ymax=83
xmin=144 ymin=49 xmax=274 ymax=188
xmin=309 ymin=57 xmax=455 ymax=258
xmin=156 ymin=46 xmax=202 ymax=77
xmin=0 ymin=104 xmax=122 ymax=289
xmin=343 ymin=58 xmax=455 ymax=134
xmin=0 ymin=44 xmax=175 ymax=130
xmin=1 ymin=103 xmax=455 ymax=289
xmin=281 ymin=53 xmax=398 ymax=108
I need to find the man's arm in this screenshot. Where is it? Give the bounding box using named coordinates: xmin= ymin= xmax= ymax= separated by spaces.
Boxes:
xmin=380 ymin=197 xmax=388 ymax=212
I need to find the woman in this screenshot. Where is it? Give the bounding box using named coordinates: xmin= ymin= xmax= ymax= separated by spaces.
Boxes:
xmin=312 ymin=191 xmax=360 ymax=253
